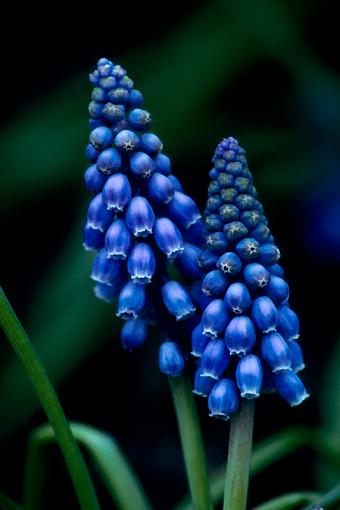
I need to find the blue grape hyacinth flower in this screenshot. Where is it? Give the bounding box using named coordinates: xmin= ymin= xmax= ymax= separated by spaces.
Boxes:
xmin=190 ymin=137 xmax=308 ymax=419
xmin=83 ymin=58 xmax=203 ymax=376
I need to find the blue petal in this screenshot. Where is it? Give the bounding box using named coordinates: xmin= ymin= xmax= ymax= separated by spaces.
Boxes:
xmin=235 ymin=237 xmax=260 ymax=260
xmin=201 ymin=339 xmax=230 ymax=379
xmin=265 ymin=276 xmax=290 ymax=305
xmin=217 ymin=252 xmax=242 ymax=275
xmin=224 ymin=316 xmax=256 ymax=356
xmin=102 ymin=173 xmax=132 ymax=212
xmin=162 ymin=281 xmax=196 ymax=321
xmin=277 ymin=304 xmax=300 ymax=341
xmin=91 ymin=249 xmax=123 ymax=285
xmin=273 ymin=370 xmax=309 ymax=406
xmin=147 ymin=172 xmax=174 ymax=204
xmin=154 ymin=218 xmax=184 ymax=259
xmin=202 ymin=270 xmax=229 ymax=297
xmin=105 ymin=219 xmax=133 ymax=259
xmin=159 ymin=341 xmax=185 ymax=376
xmin=175 ymin=243 xmax=203 ymax=280
xmin=127 ymin=243 xmax=156 ymax=284
xmin=121 ymin=319 xmax=147 ymax=350
xmin=243 ymin=262 xmax=270 ymax=289
xmin=89 ymin=126 xmax=113 ymax=150
xmin=224 ymin=283 xmax=251 ymax=315
xmin=167 ymin=191 xmax=201 ymax=229
xmin=86 ymin=193 xmax=114 ymax=232
xmin=130 ymin=151 xmax=156 ymax=178
xmin=261 ymin=332 xmax=291 ymax=372
xmin=208 ymin=378 xmax=239 ymax=420
xmin=193 ymin=366 xmax=215 ymax=397
xmin=96 ymin=147 xmax=122 ymax=175
xmin=202 ymin=299 xmax=229 ymax=339
xmin=251 ymin=296 xmax=278 ymax=333
xmin=117 ymin=281 xmax=147 ymax=319
xmin=236 ymin=354 xmax=263 ymax=398
xmin=125 ymin=197 xmax=155 ymax=237
xmin=191 ymin=322 xmax=209 ymax=357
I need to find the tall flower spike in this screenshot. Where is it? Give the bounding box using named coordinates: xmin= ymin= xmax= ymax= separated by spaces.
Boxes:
xmin=190 ymin=136 xmax=308 ymax=417
xmin=83 ymin=58 xmax=203 ymax=375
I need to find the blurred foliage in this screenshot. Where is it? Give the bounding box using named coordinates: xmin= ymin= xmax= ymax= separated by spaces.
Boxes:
xmin=1 ymin=0 xmax=340 ymax=508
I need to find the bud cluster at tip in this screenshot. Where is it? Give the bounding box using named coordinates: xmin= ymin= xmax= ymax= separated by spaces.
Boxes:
xmin=83 ymin=58 xmax=204 ymax=374
xmin=190 ymin=137 xmax=308 ymax=419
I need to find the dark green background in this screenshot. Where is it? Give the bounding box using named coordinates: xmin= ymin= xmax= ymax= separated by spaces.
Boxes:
xmin=1 ymin=1 xmax=340 ymax=508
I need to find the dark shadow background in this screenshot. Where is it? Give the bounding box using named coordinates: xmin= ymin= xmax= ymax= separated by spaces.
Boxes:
xmin=1 ymin=1 xmax=340 ymax=508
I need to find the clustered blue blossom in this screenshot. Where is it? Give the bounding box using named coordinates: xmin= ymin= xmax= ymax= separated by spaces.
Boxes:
xmin=83 ymin=59 xmax=308 ymax=420
xmin=83 ymin=58 xmax=203 ymax=368
xmin=190 ymin=137 xmax=309 ymax=419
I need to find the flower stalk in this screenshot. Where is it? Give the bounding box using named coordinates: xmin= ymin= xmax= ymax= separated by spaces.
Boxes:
xmin=223 ymin=400 xmax=255 ymax=510
xmin=169 ymin=374 xmax=213 ymax=510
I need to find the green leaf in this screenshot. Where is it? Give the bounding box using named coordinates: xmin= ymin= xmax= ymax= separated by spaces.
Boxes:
xmin=251 ymin=491 xmax=318 ymax=510
xmin=24 ymin=422 xmax=153 ymax=510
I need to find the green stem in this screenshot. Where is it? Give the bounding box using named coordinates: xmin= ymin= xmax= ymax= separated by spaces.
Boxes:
xmin=0 ymin=286 xmax=100 ymax=510
xmin=0 ymin=490 xmax=24 ymax=510
xmin=223 ymin=400 xmax=255 ymax=510
xmin=251 ymin=491 xmax=319 ymax=510
xmin=168 ymin=375 xmax=214 ymax=510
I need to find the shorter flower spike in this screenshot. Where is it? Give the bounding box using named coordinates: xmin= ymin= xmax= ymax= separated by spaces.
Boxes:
xmin=187 ymin=136 xmax=308 ymax=417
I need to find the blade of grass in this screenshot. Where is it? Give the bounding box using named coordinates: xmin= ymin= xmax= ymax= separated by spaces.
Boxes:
xmin=251 ymin=491 xmax=319 ymax=510
xmin=0 ymin=286 xmax=100 ymax=510
xmin=24 ymin=422 xmax=153 ymax=510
